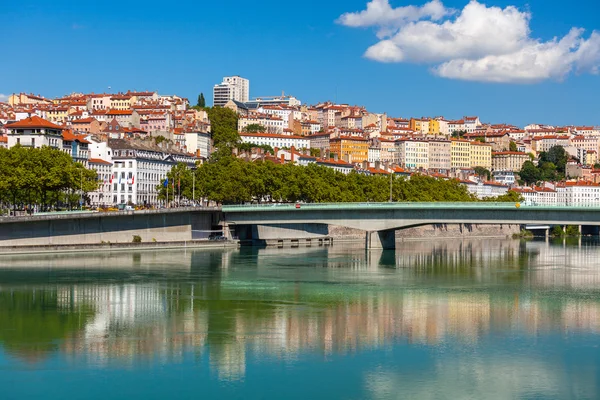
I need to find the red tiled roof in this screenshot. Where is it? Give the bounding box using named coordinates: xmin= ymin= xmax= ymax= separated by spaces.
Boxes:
xmin=62 ymin=130 xmax=91 ymax=144
xmin=5 ymin=116 xmax=63 ymax=130
xmin=106 ymin=109 xmax=133 ymax=115
xmin=89 ymin=158 xmax=112 ymax=165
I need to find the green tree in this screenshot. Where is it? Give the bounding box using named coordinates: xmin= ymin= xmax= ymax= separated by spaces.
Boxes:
xmin=310 ymin=148 xmax=321 ymax=158
xmin=540 ymin=146 xmax=568 ymax=174
xmin=509 ymin=141 xmax=518 ymax=152
xmin=474 ymin=166 xmax=491 ymax=181
xmin=197 ymin=93 xmax=206 ymax=108
xmin=206 ymin=107 xmax=240 ymax=150
xmin=519 ymin=161 xmax=540 ymax=185
xmin=242 ymin=124 xmax=267 ymax=133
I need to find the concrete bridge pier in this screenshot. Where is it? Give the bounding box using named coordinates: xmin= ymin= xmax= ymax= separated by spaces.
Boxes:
xmin=365 ymin=230 xmax=396 ymax=250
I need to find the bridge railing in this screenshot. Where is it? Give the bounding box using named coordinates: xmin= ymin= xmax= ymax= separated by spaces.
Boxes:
xmin=222 ymin=202 xmax=600 ymax=211
xmin=222 ymin=202 xmax=522 ymax=210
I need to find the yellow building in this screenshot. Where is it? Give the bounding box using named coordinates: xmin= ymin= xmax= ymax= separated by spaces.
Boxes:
xmin=330 ymin=136 xmax=369 ymax=163
xmin=428 ymin=119 xmax=440 ymax=135
xmin=450 ymin=139 xmax=471 ymax=169
xmin=409 ymin=118 xmax=422 ymax=133
xmin=45 ymin=106 xmax=70 ymax=123
xmin=586 ymin=150 xmax=598 ymax=167
xmin=470 ymin=141 xmax=492 ymax=169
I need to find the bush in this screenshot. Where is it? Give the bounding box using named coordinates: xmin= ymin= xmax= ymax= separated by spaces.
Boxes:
xmin=565 ymin=225 xmax=581 ymax=237
xmin=551 ymin=226 xmax=565 ymax=237
xmin=132 ymin=235 xmax=142 ymax=243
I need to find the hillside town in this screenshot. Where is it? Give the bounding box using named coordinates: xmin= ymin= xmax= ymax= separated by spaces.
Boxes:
xmin=2 ymin=75 xmax=600 ymax=208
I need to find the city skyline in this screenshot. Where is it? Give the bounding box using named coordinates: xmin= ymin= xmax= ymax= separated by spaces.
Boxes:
xmin=2 ymin=0 xmax=600 ymax=126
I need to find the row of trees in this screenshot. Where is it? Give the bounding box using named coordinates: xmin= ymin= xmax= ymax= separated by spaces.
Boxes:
xmin=0 ymin=146 xmax=98 ymax=212
xmin=158 ymin=156 xmax=521 ymax=205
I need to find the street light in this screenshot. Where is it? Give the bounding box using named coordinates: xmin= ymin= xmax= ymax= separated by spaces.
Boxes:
xmin=79 ymin=169 xmax=83 ymax=209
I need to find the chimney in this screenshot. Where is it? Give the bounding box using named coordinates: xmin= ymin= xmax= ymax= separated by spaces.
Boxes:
xmin=325 ymin=149 xmax=330 ymax=160
xmin=274 ymin=146 xmax=279 ymax=155
xmin=334 ymin=153 xmax=338 ymax=162
xmin=280 ymin=153 xmax=285 ymax=164
xmin=362 ymin=161 xmax=368 ymax=170
xmin=375 ymin=161 xmax=381 ymax=170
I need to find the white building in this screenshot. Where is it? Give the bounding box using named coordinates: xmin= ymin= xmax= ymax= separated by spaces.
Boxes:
xmin=239 ymin=133 xmax=310 ymax=150
xmin=108 ymin=139 xmax=197 ymax=206
xmin=464 ymin=181 xmax=510 ymax=199
xmin=184 ymin=132 xmax=212 ymax=159
xmin=5 ymin=115 xmax=63 ymax=149
xmin=88 ymin=158 xmax=113 ymax=207
xmin=368 ymin=147 xmax=381 ymax=163
xmin=395 ymin=139 xmax=429 ymax=170
xmin=213 ymin=76 xmax=250 ymax=107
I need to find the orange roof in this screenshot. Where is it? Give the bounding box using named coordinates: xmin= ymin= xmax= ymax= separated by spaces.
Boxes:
xmin=5 ymin=116 xmax=63 ymax=130
xmin=62 ymin=130 xmax=91 ymax=144
xmin=106 ymin=109 xmax=133 ymax=115
xmin=89 ymin=158 xmax=112 ymax=165
xmin=241 ymin=133 xmax=307 ymax=140
xmin=72 ymin=117 xmax=96 ymax=124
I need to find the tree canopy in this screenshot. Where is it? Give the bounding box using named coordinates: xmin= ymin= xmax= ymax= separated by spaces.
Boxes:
xmin=206 ymin=107 xmax=240 ymax=151
xmin=158 ymin=157 xmax=520 ymax=205
xmin=242 ymin=124 xmax=267 ymax=133
xmin=197 ymin=93 xmax=206 ymax=108
xmin=0 ymin=146 xmax=98 ymax=212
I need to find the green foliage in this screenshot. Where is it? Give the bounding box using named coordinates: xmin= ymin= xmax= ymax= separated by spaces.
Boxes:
xmin=243 ymin=124 xmax=267 ymax=133
xmin=475 ymin=137 xmax=486 ymax=143
xmin=206 ymin=107 xmax=240 ymax=150
xmin=474 ymin=166 xmax=491 ymax=180
xmin=594 ymin=163 xmax=600 ymax=170
xmin=132 ymin=235 xmax=142 ymax=243
xmin=565 ymin=225 xmax=581 ymax=237
xmin=518 ymin=158 xmax=561 ymax=185
xmin=552 ymin=225 xmax=564 ymax=237
xmin=197 ymin=93 xmax=206 ymax=108
xmin=154 ymin=135 xmax=168 ymax=145
xmin=238 ymin=143 xmax=274 ymax=155
xmin=484 ymin=191 xmax=524 ymax=203
xmin=509 ymin=141 xmax=518 ymax=152
xmin=175 ymin=156 xmax=477 ymax=205
xmin=512 ymin=229 xmax=534 ymax=239
xmin=310 ymin=148 xmax=321 ymax=158
xmin=0 ymin=146 xmax=97 ymax=211
xmin=451 ymin=130 xmax=467 ymax=138
xmin=539 ymin=146 xmax=568 ymax=174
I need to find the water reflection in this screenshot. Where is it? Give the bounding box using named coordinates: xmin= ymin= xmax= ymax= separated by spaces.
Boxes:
xmin=0 ymin=239 xmax=599 ymax=390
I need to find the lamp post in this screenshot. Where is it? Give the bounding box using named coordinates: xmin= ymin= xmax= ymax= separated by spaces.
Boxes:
xmin=389 ymin=171 xmax=393 ymax=203
xmin=79 ymin=169 xmax=83 ymax=209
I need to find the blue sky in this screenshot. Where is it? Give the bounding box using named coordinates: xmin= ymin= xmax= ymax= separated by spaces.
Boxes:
xmin=2 ymin=0 xmax=599 ymax=126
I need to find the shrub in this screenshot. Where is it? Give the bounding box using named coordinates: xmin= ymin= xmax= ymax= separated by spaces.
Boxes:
xmin=132 ymin=235 xmax=142 ymax=243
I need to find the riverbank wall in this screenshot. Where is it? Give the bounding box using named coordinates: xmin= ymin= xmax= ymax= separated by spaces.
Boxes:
xmin=329 ymin=224 xmax=521 ymax=241
xmin=0 ymin=240 xmax=238 ymax=256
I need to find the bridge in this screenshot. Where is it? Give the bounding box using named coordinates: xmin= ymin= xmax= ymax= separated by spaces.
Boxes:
xmin=222 ymin=203 xmax=600 ymax=249
xmin=1 ymin=203 xmax=599 ymax=250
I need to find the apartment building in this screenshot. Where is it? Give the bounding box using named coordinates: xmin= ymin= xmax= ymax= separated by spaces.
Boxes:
xmin=492 ymin=152 xmax=530 ymax=172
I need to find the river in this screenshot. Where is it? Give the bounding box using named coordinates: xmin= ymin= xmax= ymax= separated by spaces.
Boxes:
xmin=1 ymin=238 xmax=599 ymax=399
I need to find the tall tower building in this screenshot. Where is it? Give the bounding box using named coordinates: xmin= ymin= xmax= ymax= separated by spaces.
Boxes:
xmin=213 ymin=76 xmax=249 ymax=107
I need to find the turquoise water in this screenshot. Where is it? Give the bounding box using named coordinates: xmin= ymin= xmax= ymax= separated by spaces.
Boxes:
xmin=1 ymin=239 xmax=599 ymax=399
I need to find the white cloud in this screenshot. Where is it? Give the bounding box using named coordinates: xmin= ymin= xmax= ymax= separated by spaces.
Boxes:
xmin=338 ymin=0 xmax=600 ymax=83
xmin=0 ymin=94 xmax=8 ymax=103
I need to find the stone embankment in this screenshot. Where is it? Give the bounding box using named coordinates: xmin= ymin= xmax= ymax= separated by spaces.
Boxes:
xmin=329 ymin=224 xmax=521 ymax=241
